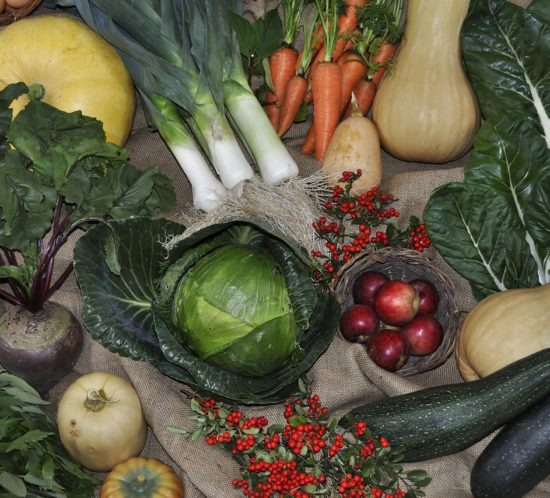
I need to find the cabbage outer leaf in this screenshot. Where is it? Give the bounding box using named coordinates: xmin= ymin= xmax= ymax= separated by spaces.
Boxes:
xmin=73 ymin=216 xmax=186 ymax=362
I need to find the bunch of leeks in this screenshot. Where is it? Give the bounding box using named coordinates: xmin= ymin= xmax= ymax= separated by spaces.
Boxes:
xmin=72 ymin=0 xmax=299 ymax=211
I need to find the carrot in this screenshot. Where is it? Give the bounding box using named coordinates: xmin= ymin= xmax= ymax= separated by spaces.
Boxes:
xmin=331 ymin=8 xmax=359 ymax=62
xmin=304 ymin=87 xmax=313 ymax=105
xmin=301 ymin=123 xmax=316 ymax=155
xmin=277 ymin=75 xmax=309 ymax=137
xmin=265 ymin=46 xmax=299 ymax=130
xmin=308 ymin=2 xmax=362 ymax=81
xmin=349 ymin=78 xmax=377 ymax=117
xmin=371 ymin=41 xmax=397 ymax=86
xmin=338 ymin=50 xmax=368 ymax=115
xmin=265 ymin=90 xmax=279 ymax=129
xmin=312 ymin=60 xmax=342 ymax=161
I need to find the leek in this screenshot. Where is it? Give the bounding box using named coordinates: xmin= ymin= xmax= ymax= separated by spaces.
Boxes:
xmin=73 ymin=0 xmax=254 ymax=203
xmin=141 ymin=93 xmax=229 ymax=213
xmin=200 ymin=0 xmax=300 ymax=185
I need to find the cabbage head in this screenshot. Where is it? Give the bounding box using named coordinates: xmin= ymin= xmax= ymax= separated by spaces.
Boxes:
xmin=172 ymin=244 xmax=299 ymax=377
xmin=73 ymin=217 xmax=340 ymax=404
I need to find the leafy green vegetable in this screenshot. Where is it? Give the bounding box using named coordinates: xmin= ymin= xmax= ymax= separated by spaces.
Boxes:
xmin=73 ymin=217 xmax=339 ymax=405
xmin=0 ymin=83 xmax=175 ymax=312
xmin=423 ymin=0 xmax=550 ymax=300
xmin=0 ymin=369 xmax=98 ymax=497
xmin=229 ymin=8 xmax=283 ymax=80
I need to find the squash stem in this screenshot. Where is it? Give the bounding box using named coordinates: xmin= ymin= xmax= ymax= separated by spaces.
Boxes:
xmin=84 ymin=389 xmax=117 ymax=412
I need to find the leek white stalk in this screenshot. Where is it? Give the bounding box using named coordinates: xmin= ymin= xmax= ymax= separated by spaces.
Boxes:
xmin=201 ymin=0 xmax=300 ymax=185
xmin=74 ymin=0 xmax=255 ymax=197
xmin=145 ymin=94 xmax=229 ymax=212
xmin=193 ymin=103 xmax=253 ymax=196
xmin=224 ymin=82 xmax=299 ymax=185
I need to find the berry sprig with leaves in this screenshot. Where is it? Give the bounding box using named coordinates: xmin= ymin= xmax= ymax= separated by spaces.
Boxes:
xmin=169 ymin=382 xmax=430 ymax=498
xmin=312 ymin=170 xmax=431 ymax=283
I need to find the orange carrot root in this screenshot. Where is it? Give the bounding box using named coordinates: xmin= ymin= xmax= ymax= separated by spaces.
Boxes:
xmin=338 ymin=50 xmax=368 ymax=115
xmin=265 ymin=90 xmax=280 ymax=129
xmin=278 ymin=75 xmax=309 ymax=137
xmin=266 ymin=46 xmax=299 ymax=130
xmin=351 ymin=79 xmax=377 ymax=116
xmin=301 ymin=123 xmax=316 ymax=155
xmin=371 ymin=42 xmax=397 ymax=86
xmin=312 ymin=61 xmax=342 ymax=161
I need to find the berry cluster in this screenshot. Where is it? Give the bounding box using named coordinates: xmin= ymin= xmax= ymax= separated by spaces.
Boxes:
xmin=312 ymin=170 xmax=431 ymax=283
xmin=175 ymin=382 xmax=430 ymax=498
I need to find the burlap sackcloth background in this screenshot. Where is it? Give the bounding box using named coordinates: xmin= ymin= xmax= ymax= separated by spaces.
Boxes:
xmin=20 ymin=0 xmax=544 ymax=496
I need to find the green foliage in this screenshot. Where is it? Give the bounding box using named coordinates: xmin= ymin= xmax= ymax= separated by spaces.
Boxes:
xmin=424 ymin=0 xmax=550 ymax=299
xmin=0 ymin=369 xmax=98 ymax=497
xmin=0 ymin=83 xmax=175 ymax=311
xmin=229 ymin=8 xmax=283 ymax=80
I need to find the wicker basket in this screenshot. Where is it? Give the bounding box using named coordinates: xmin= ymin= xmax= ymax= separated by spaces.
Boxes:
xmin=0 ymin=0 xmax=42 ymax=26
xmin=333 ymin=247 xmax=461 ymax=376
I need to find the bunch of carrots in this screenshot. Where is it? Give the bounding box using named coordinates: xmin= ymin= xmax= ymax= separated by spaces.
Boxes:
xmin=265 ymin=0 xmax=404 ymax=161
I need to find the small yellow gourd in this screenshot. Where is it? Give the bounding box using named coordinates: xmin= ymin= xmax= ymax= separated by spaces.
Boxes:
xmin=372 ymin=0 xmax=480 ymax=163
xmin=455 ymin=284 xmax=550 ymax=381
xmin=57 ymin=372 xmax=147 ymax=472
xmin=100 ymin=457 xmax=185 ymax=498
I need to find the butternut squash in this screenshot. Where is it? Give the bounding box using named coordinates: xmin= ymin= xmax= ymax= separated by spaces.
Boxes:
xmin=322 ymin=107 xmax=382 ymax=194
xmin=372 ymin=0 xmax=480 ymax=164
xmin=455 ymin=284 xmax=550 ymax=381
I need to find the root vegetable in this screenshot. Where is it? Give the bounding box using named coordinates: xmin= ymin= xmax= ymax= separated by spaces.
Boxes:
xmin=0 ymin=301 xmax=83 ymax=394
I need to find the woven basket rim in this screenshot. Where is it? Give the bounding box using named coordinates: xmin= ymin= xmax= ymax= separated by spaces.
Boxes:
xmin=333 ymin=247 xmax=462 ymax=376
xmin=0 ymin=0 xmax=42 ymax=26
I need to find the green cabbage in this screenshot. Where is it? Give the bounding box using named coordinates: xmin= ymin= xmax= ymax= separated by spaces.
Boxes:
xmin=73 ymin=218 xmax=340 ymax=404
xmin=172 ymin=245 xmax=299 ymax=376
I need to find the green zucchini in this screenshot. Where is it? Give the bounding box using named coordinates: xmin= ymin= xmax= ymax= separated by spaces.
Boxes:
xmin=339 ymin=348 xmax=550 ymax=462
xmin=470 ymin=395 xmax=550 ymax=498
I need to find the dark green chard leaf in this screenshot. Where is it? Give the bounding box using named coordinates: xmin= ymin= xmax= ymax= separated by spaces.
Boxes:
xmin=425 ymin=122 xmax=542 ymax=300
xmin=462 ymin=0 xmax=550 ymax=130
xmin=424 ymin=0 xmax=550 ymax=298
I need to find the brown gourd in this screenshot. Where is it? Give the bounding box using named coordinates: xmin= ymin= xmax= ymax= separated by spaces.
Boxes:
xmin=455 ymin=284 xmax=550 ymax=381
xmin=372 ymin=0 xmax=480 ymax=163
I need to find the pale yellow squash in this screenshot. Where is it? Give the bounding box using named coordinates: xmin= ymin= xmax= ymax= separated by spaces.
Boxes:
xmin=455 ymin=284 xmax=550 ymax=381
xmin=57 ymin=371 xmax=147 ymax=472
xmin=372 ymin=0 xmax=480 ymax=164
xmin=0 ymin=15 xmax=135 ymax=146
xmin=322 ymin=110 xmax=382 ymax=194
